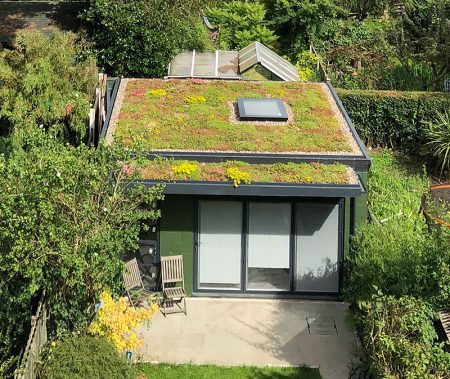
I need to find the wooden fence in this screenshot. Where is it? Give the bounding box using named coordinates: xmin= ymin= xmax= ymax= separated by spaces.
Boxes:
xmin=309 ymin=44 xmax=331 ymax=82
xmin=14 ymin=297 xmax=48 ymax=379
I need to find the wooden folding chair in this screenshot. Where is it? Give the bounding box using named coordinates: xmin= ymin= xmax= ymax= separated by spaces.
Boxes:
xmin=161 ymin=255 xmax=187 ymax=317
xmin=123 ymin=258 xmax=152 ymax=308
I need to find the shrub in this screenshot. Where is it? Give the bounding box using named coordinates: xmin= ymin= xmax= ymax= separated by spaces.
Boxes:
xmin=40 ymin=335 xmax=129 ymax=379
xmin=424 ymin=111 xmax=450 ymax=177
xmin=89 ymin=291 xmax=158 ymax=352
xmin=357 ymin=294 xmax=450 ymax=379
xmin=345 ymin=152 xmax=450 ymax=308
xmin=0 ymin=129 xmax=163 ymax=371
xmin=0 ymin=31 xmax=97 ymax=144
xmin=206 ymin=1 xmax=277 ymax=50
xmin=295 ymin=51 xmax=321 ymax=82
xmin=337 ymin=89 xmax=450 ymax=150
xmin=82 ymin=0 xmax=209 ymax=77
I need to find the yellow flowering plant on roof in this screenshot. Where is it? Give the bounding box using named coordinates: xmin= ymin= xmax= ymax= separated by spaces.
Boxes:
xmin=88 ymin=291 xmax=158 ymax=352
xmin=172 ymin=162 xmax=199 ymax=179
xmin=185 ymin=95 xmax=206 ymax=104
xmin=147 ymin=88 xmax=167 ymax=98
xmin=226 ymin=167 xmax=251 ymax=187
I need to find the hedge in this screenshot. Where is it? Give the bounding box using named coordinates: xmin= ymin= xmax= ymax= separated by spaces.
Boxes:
xmin=337 ymin=89 xmax=450 ymax=150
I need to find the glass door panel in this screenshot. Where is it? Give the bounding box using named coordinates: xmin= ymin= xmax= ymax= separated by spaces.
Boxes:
xmin=247 ymin=202 xmax=291 ymax=291
xmin=295 ymin=203 xmax=339 ymax=292
xmin=198 ymin=200 xmax=242 ymax=290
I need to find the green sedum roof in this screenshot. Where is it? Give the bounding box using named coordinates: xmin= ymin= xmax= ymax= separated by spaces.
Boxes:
xmin=138 ymin=158 xmax=356 ymax=186
xmin=110 ymin=79 xmax=357 ymax=154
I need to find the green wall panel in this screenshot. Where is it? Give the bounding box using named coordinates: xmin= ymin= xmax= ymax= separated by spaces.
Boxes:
xmin=159 ymin=195 xmax=194 ymax=295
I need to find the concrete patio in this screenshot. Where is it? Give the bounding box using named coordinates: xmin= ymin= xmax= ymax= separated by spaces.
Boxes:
xmin=135 ymin=298 xmax=360 ymax=379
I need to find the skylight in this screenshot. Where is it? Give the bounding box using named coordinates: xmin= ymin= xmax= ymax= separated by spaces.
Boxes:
xmin=237 ymin=98 xmax=288 ymax=122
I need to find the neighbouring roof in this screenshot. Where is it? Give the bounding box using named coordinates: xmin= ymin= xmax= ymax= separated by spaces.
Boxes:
xmin=138 ymin=159 xmax=357 ymax=186
xmin=167 ymin=50 xmax=240 ymax=79
xmin=107 ymin=79 xmax=362 ymax=156
xmin=167 ymin=42 xmax=299 ymax=82
xmin=0 ymin=1 xmax=82 ymax=43
xmin=238 ymin=42 xmax=299 ymax=82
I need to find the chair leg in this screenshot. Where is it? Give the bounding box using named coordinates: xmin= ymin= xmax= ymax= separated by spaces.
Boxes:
xmin=163 ymin=298 xmax=166 ymax=318
xmin=183 ymin=297 xmax=187 ymax=315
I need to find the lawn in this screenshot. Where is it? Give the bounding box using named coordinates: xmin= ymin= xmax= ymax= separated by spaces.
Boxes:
xmin=113 ymin=79 xmax=355 ymax=154
xmin=131 ymin=363 xmax=321 ymax=379
xmin=138 ymin=158 xmax=355 ymax=185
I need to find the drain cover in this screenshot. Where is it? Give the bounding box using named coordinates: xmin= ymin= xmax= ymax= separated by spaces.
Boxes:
xmin=306 ymin=317 xmax=338 ymax=335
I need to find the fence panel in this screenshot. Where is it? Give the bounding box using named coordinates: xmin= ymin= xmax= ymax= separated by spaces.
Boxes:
xmin=14 ymin=298 xmax=48 ymax=379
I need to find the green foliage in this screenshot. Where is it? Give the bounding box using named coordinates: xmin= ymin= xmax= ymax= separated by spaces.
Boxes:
xmin=294 ymin=50 xmax=321 ymax=82
xmin=348 ymin=151 xmax=450 ymax=378
xmin=0 ymin=31 xmax=97 ymax=144
xmin=338 ymin=89 xmax=450 ymax=150
xmin=40 ymin=335 xmax=129 ymax=379
xmin=206 ymin=1 xmax=277 ymax=50
xmin=82 ymin=0 xmax=209 ymax=77
xmin=314 ymin=18 xmax=393 ymax=89
xmin=424 ymin=111 xmax=450 ymax=177
xmin=263 ymin=0 xmax=343 ymax=57
xmin=357 ymin=294 xmax=450 ymax=378
xmin=345 ymin=152 xmax=450 ymax=306
xmin=0 ymin=129 xmax=163 ymax=372
xmin=346 ymin=152 xmax=450 ymax=308
xmin=387 ymin=0 xmax=450 ymax=91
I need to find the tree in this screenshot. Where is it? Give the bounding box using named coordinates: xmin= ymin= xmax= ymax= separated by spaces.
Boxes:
xmin=206 ymin=1 xmax=277 ymax=50
xmin=313 ymin=18 xmax=394 ymax=89
xmin=387 ymin=0 xmax=450 ymax=90
xmin=0 ymin=129 xmax=163 ymax=375
xmin=262 ymin=0 xmax=343 ymax=57
xmin=0 ymin=31 xmax=97 ymax=144
xmin=82 ymin=0 xmax=211 ymax=77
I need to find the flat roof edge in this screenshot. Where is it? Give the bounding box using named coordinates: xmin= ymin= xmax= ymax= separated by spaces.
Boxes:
xmin=327 ymin=82 xmax=371 ymax=164
xmin=142 ymin=180 xmax=365 ymax=197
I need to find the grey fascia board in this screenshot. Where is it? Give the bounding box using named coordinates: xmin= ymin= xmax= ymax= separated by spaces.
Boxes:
xmin=327 ymin=82 xmax=371 ymax=164
xmin=100 ymin=77 xmax=122 ymax=139
xmin=142 ymin=180 xmax=364 ymax=197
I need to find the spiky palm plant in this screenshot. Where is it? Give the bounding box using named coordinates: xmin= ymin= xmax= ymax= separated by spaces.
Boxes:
xmin=424 ymin=111 xmax=450 ymax=178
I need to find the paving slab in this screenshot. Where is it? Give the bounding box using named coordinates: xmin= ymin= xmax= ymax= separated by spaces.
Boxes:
xmin=135 ymin=298 xmax=359 ymax=379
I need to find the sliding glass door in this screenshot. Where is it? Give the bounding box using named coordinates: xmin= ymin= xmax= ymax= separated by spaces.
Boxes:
xmin=295 ymin=203 xmax=339 ymax=293
xmin=196 ymin=199 xmax=341 ymax=294
xmin=247 ymin=202 xmax=291 ymax=291
xmin=198 ymin=200 xmax=242 ymax=290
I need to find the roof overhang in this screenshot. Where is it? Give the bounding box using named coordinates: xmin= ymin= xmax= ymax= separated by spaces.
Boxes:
xmin=142 ymin=179 xmax=366 ymax=198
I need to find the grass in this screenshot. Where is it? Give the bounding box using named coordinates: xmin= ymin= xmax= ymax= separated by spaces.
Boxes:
xmin=138 ymin=158 xmax=354 ymax=185
xmin=114 ymin=79 xmax=353 ymax=153
xmin=131 ymin=363 xmax=321 ymax=379
xmin=368 ymin=150 xmax=429 ymax=220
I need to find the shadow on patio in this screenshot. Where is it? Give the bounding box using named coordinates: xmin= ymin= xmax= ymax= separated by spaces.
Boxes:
xmin=135 ymin=298 xmax=360 ymax=379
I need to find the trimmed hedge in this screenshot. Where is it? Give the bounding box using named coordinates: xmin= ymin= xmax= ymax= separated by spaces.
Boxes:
xmin=337 ymin=89 xmax=450 ymax=150
xmin=40 ymin=335 xmax=129 ymax=379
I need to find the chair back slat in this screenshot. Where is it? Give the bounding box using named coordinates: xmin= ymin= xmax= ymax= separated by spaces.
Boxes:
xmin=123 ymin=258 xmax=144 ymax=290
xmin=161 ymin=255 xmax=184 ymax=286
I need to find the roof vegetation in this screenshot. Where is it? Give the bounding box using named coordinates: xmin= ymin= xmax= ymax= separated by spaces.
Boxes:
xmin=113 ymin=79 xmax=354 ymax=154
xmin=138 ymin=158 xmax=354 ymax=186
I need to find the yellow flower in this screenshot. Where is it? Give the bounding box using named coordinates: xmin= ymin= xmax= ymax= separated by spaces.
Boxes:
xmin=88 ymin=291 xmax=158 ymax=352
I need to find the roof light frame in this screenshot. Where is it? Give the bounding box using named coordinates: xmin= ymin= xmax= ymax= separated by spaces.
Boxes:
xmin=237 ymin=97 xmax=288 ymax=122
